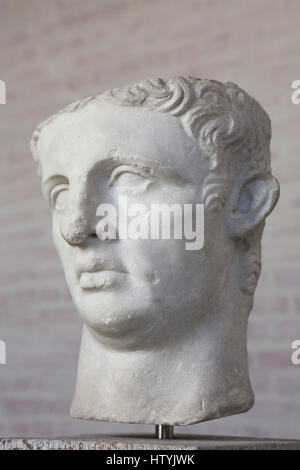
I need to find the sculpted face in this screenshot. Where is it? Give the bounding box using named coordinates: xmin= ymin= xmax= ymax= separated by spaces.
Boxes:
xmin=37 ymin=101 xmax=231 ymax=349
xmin=32 ymin=78 xmax=280 ymax=425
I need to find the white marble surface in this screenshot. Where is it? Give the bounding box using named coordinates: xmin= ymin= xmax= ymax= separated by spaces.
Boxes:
xmin=30 ymin=77 xmax=279 ymax=425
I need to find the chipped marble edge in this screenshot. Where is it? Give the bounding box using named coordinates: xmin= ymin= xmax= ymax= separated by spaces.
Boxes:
xmin=1 ymin=436 xmax=300 ymax=450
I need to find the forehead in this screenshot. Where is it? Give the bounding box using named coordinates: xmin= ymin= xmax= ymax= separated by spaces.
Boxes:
xmin=36 ymin=100 xmax=202 ymax=182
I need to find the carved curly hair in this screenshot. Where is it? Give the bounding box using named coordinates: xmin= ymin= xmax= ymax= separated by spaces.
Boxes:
xmin=31 ymin=77 xmax=271 ymax=215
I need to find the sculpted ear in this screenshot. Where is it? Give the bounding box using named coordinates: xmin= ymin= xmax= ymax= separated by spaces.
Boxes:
xmin=228 ymin=173 xmax=280 ymax=241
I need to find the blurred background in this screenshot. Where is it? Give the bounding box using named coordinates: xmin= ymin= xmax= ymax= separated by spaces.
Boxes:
xmin=0 ymin=0 xmax=300 ymax=440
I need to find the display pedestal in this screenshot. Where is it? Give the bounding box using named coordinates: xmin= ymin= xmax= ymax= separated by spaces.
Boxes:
xmin=1 ymin=435 xmax=300 ymax=450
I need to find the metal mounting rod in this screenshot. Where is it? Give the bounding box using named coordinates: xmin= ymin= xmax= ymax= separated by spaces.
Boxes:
xmin=155 ymin=425 xmax=174 ymax=439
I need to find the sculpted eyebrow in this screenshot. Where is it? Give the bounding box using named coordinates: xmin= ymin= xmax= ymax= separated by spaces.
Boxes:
xmin=103 ymin=149 xmax=185 ymax=184
xmin=42 ymin=175 xmax=69 ymax=197
xmin=103 ymin=150 xmax=155 ymax=171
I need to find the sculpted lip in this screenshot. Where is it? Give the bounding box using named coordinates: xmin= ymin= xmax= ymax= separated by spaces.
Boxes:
xmin=76 ymin=259 xmax=127 ymax=290
xmin=79 ymin=270 xmax=127 ymax=290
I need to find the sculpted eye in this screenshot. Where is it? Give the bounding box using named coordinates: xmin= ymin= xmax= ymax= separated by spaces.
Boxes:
xmin=109 ymin=166 xmax=155 ymax=195
xmin=49 ymin=183 xmax=69 ymax=211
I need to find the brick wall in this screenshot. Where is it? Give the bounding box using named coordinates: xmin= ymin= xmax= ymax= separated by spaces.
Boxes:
xmin=0 ymin=0 xmax=300 ymax=439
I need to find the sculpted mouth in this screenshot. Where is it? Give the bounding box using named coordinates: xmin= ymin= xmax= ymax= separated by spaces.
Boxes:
xmin=79 ymin=270 xmax=127 ymax=290
xmin=76 ymin=258 xmax=127 ymax=290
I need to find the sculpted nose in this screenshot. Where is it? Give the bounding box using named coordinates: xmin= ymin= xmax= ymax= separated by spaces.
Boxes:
xmin=60 ymin=214 xmax=93 ymax=246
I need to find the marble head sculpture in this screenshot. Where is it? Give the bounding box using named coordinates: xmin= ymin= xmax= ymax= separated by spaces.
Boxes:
xmin=30 ymin=77 xmax=279 ymax=425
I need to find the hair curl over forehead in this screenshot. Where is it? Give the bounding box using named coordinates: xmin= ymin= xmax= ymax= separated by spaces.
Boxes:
xmin=31 ymin=77 xmax=271 ymax=212
xmin=102 ymin=77 xmax=271 ymax=172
